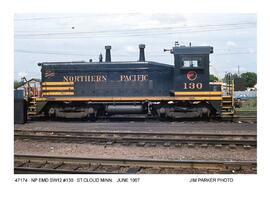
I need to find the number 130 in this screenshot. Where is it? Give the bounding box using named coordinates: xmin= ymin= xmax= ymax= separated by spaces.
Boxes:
xmin=184 ymin=82 xmax=203 ymax=89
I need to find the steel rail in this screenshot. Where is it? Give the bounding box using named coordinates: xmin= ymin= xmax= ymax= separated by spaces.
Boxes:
xmin=14 ymin=154 xmax=256 ymax=174
xmin=14 ymin=130 xmax=257 ymax=147
xmin=14 ymin=167 xmax=114 ymax=174
xmin=14 ymin=129 xmax=256 ymax=138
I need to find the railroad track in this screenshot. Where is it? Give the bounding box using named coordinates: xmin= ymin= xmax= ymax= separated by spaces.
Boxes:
xmin=14 ymin=154 xmax=256 ymax=174
xmin=14 ymin=129 xmax=257 ymax=148
xmin=29 ymin=114 xmax=257 ymax=123
xmin=233 ymin=115 xmax=257 ymax=123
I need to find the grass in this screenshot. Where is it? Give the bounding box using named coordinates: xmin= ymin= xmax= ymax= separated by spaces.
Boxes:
xmin=236 ymin=98 xmax=257 ymax=112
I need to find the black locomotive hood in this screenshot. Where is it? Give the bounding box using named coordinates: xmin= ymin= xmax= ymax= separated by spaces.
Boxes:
xmin=39 ymin=61 xmax=174 ymax=72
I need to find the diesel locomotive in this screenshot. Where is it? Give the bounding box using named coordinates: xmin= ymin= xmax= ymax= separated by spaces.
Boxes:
xmin=33 ymin=43 xmax=234 ymax=119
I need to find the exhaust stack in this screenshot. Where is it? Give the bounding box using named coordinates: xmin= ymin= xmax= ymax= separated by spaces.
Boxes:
xmin=139 ymin=44 xmax=145 ymax=62
xmin=105 ymin=45 xmax=111 ymax=62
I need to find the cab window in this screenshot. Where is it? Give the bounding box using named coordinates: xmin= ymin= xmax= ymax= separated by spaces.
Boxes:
xmin=181 ymin=56 xmax=202 ymax=68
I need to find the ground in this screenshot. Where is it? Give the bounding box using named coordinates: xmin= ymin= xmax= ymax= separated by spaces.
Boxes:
xmin=14 ymin=121 xmax=257 ymax=162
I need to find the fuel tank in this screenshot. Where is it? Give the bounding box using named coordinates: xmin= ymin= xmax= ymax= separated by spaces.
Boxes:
xmin=106 ymin=105 xmax=144 ymax=114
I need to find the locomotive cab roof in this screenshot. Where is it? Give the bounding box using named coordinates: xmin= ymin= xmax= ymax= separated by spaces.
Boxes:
xmin=171 ymin=45 xmax=213 ymax=55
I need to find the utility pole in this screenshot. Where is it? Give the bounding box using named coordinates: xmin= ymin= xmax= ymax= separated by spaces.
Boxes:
xmin=237 ymin=65 xmax=240 ymax=76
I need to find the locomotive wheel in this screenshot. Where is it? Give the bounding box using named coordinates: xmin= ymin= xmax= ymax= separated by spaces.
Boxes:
xmin=202 ymin=110 xmax=211 ymax=121
xmin=88 ymin=113 xmax=97 ymax=121
xmin=48 ymin=108 xmax=56 ymax=120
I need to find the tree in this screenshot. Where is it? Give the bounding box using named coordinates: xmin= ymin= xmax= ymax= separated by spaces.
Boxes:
xmin=241 ymin=72 xmax=257 ymax=88
xmin=209 ymin=74 xmax=219 ymax=82
xmin=223 ymin=73 xmax=240 ymax=82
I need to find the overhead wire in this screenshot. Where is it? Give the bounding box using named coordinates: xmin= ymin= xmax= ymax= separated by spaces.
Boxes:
xmin=15 ymin=22 xmax=255 ymax=35
xmin=14 ymin=13 xmax=138 ymax=21
xmin=14 ymin=22 xmax=256 ymax=39
xmin=14 ymin=49 xmax=256 ymax=57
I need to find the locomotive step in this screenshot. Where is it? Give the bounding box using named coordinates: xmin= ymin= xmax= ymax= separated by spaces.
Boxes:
xmin=221 ymin=106 xmax=234 ymax=109
xmin=221 ymin=111 xmax=234 ymax=115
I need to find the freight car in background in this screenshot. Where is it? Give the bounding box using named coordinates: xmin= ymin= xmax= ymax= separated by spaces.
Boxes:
xmin=27 ymin=42 xmax=234 ymax=120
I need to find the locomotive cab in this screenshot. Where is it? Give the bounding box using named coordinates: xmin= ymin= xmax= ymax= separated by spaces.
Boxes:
xmin=159 ymin=43 xmax=223 ymax=118
xmin=170 ymin=44 xmax=213 ymax=93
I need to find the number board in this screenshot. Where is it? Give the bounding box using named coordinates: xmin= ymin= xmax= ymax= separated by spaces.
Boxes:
xmin=184 ymin=71 xmax=203 ymax=90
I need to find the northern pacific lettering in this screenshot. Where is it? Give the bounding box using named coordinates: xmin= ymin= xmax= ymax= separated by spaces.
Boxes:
xmin=63 ymin=74 xmax=149 ymax=82
xmin=63 ymin=75 xmax=107 ymax=82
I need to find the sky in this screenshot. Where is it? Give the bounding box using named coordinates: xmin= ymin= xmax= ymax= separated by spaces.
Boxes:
xmin=14 ymin=13 xmax=256 ymax=80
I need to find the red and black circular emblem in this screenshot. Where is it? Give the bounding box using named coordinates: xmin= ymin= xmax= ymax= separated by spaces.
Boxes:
xmin=186 ymin=71 xmax=197 ymax=81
